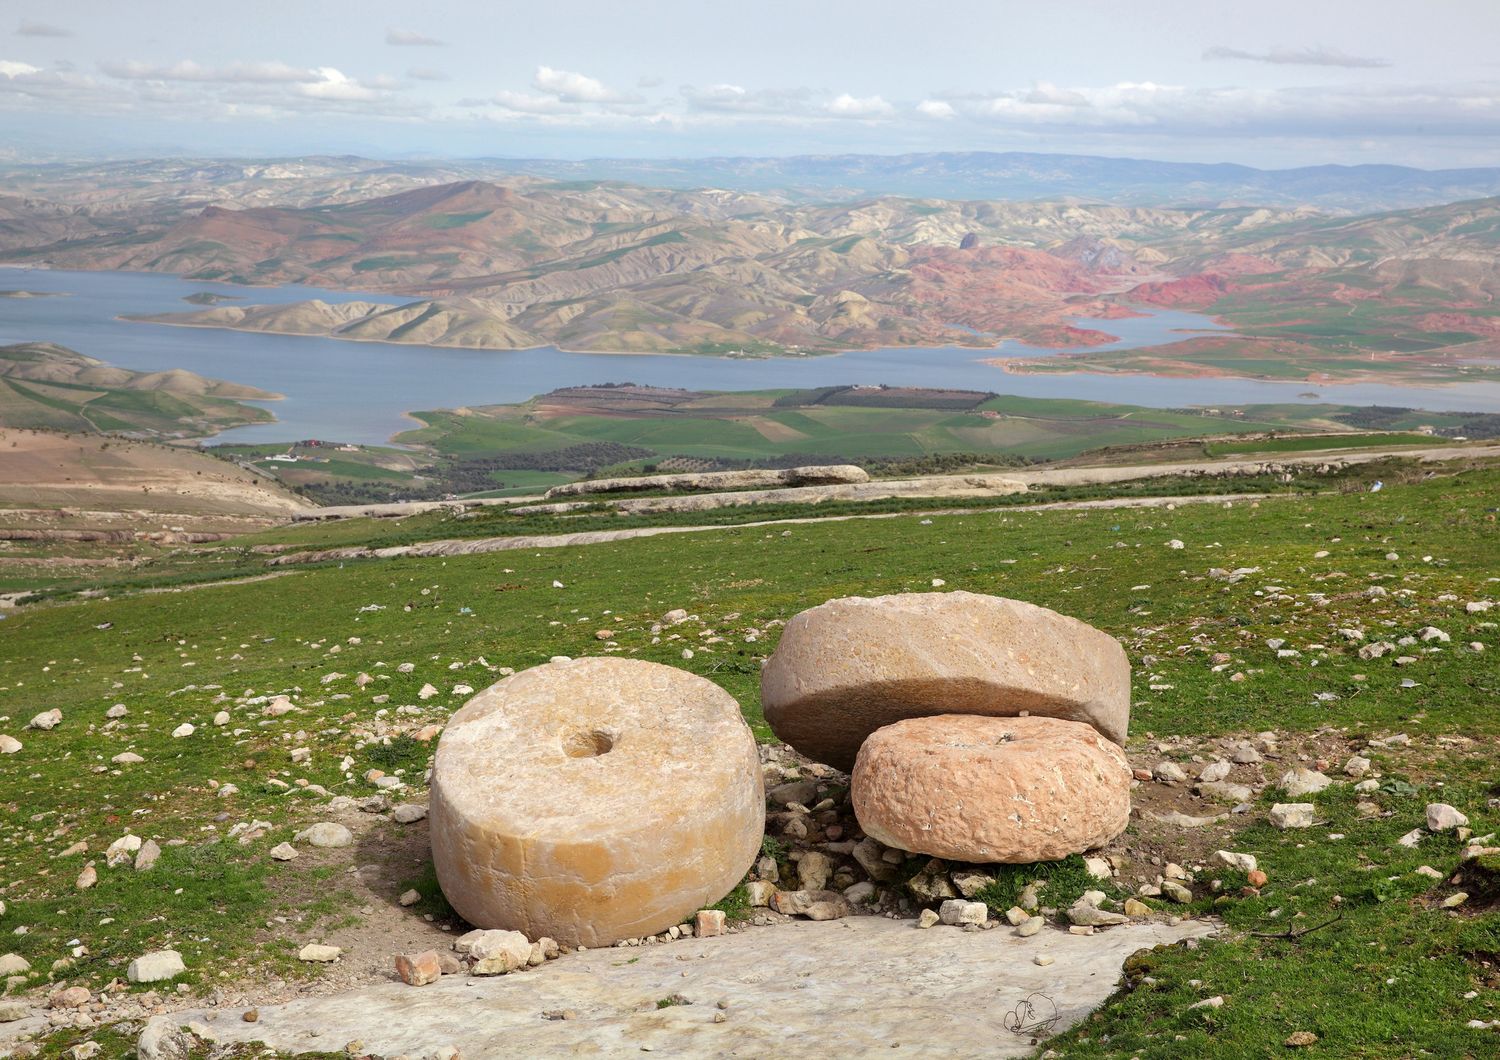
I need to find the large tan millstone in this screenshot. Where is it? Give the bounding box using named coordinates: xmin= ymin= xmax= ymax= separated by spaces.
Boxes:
xmin=851 ymin=714 xmax=1132 ymax=863
xmin=429 ymin=658 xmax=763 ymax=948
xmin=761 ymin=592 xmax=1130 ymax=770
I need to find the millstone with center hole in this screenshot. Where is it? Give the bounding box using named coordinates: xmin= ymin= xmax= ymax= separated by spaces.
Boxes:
xmin=429 ymin=657 xmax=764 ymax=947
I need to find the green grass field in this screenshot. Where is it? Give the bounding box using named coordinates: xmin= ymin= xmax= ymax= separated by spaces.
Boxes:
xmin=397 ymin=391 xmax=1383 ymax=468
xmin=1 ymin=461 xmax=1497 ymax=1055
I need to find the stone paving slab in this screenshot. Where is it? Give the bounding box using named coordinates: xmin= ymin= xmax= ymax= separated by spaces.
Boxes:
xmin=140 ymin=916 xmax=1214 ymax=1059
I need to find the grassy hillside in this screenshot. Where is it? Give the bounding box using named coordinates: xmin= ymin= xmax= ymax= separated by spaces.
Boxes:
xmin=0 ymin=342 xmax=278 ymax=438
xmin=0 ymin=463 xmax=1496 ymax=1055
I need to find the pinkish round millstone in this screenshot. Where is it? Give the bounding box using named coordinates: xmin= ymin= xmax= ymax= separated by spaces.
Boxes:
xmin=761 ymin=592 xmax=1130 ymax=771
xmin=851 ymin=714 xmax=1131 ymax=863
xmin=430 ymin=658 xmax=763 ymax=947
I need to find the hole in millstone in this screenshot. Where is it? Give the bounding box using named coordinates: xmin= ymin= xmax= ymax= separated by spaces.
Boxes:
xmin=562 ymin=729 xmax=615 ymax=759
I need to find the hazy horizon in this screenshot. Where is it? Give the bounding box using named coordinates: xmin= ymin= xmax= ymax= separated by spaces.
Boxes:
xmin=3 ymin=0 xmax=1499 ymax=168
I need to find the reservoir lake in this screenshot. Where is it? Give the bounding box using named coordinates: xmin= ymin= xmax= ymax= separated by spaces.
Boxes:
xmin=4 ymin=267 xmax=1500 ymax=446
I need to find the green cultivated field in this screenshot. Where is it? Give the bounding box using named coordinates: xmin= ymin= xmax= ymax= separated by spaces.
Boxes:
xmin=195 ymin=388 xmax=1498 ymax=508
xmin=396 ymin=389 xmax=1453 ymax=473
xmin=0 ymin=463 xmax=1497 ymax=1055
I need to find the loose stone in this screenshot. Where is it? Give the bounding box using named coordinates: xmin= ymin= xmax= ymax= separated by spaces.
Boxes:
xmin=127 ymin=951 xmax=185 ymax=984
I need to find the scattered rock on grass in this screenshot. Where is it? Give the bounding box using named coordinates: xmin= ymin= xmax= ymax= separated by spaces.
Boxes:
xmin=1426 ymin=803 xmax=1468 ymax=831
xmin=1280 ymin=768 xmax=1332 ymax=798
xmin=1270 ymin=804 xmax=1316 ymax=829
xmin=127 ymin=950 xmax=185 ymax=984
xmin=298 ymin=944 xmax=341 ymax=963
xmin=295 ymin=823 xmax=354 ymax=848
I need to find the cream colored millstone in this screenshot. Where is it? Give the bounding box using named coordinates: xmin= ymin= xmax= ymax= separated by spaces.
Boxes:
xmin=429 ymin=657 xmax=763 ymax=948
xmin=852 ymin=714 xmax=1132 ymax=863
xmin=761 ymin=591 xmax=1130 ymax=770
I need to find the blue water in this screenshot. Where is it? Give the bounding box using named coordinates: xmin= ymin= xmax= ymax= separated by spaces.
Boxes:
xmin=3 ymin=267 xmax=1498 ymax=446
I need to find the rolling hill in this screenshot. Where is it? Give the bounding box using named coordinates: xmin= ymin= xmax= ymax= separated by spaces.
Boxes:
xmin=5 ymin=173 xmax=1499 ymax=380
xmin=0 ymin=342 xmax=279 ymax=437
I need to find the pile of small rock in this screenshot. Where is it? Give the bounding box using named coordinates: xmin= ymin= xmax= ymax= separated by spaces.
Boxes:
xmin=762 ymin=592 xmax=1134 ymax=865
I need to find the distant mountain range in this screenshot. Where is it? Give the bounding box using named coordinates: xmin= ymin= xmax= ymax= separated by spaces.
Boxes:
xmin=3 ymin=155 xmax=1498 ymax=382
xmin=6 ymin=151 xmax=1500 ymax=214
xmin=482 ymin=152 xmax=1500 ymax=213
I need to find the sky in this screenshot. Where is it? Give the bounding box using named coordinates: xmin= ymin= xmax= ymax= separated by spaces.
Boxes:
xmin=1 ymin=0 xmax=1498 ymax=168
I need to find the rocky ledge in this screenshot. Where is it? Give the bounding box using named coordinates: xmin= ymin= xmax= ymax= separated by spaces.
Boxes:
xmin=139 ymin=916 xmax=1213 ymax=1060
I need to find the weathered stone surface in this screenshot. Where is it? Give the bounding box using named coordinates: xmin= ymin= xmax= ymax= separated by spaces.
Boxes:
xmin=762 ymin=592 xmax=1130 ymax=770
xmin=852 ymin=714 xmax=1131 ymax=863
xmin=127 ymin=950 xmax=185 ymax=984
xmin=430 ymin=658 xmax=764 ymax=948
xmin=138 ymin=917 xmax=1213 ymax=1060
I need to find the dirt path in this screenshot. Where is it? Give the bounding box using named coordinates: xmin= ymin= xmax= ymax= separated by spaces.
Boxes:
xmin=268 ymin=491 xmax=1268 ymax=567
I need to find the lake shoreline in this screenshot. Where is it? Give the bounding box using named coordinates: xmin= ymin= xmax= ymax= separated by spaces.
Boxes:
xmin=3 ymin=268 xmax=1499 ymax=447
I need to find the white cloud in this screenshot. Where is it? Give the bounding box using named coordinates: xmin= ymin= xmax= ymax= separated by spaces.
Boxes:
xmin=916 ymin=99 xmax=955 ymax=119
xmin=826 ymin=93 xmax=893 ymax=118
xmin=680 ymin=83 xmax=812 ymax=115
xmin=1204 ymin=45 xmax=1391 ymax=69
xmin=17 ymin=19 xmax=70 ymax=38
xmin=0 ymin=60 xmax=41 ymax=77
xmin=1024 ymin=82 xmax=1090 ymax=107
xmin=407 ymin=67 xmax=449 ymax=82
xmin=100 ymin=59 xmax=319 ymax=84
xmin=926 ymin=79 xmax=1500 ymax=138
xmin=481 ymin=89 xmax=581 ymax=115
xmin=299 ymin=68 xmax=380 ymax=102
xmin=386 ymin=29 xmax=445 ymax=47
xmin=533 ymin=65 xmax=639 ymax=104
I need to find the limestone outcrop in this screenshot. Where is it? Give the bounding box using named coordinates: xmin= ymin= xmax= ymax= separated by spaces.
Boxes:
xmin=761 ymin=591 xmax=1130 ymax=771
xmin=851 ymin=714 xmax=1132 ymax=862
xmin=429 ymin=658 xmax=763 ymax=948
xmin=512 ymin=474 xmax=1027 ymax=517
xmin=543 ymin=465 xmax=868 ymax=498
